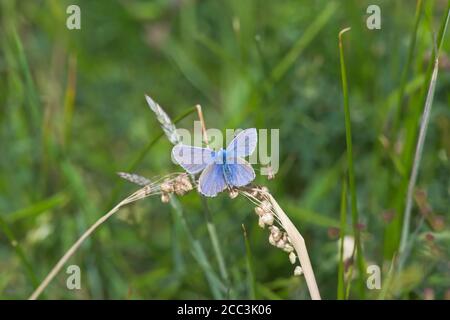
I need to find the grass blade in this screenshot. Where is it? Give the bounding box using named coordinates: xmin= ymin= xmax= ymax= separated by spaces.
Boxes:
xmin=170 ymin=196 xmax=226 ymax=299
xmin=242 ymin=224 xmax=256 ymax=300
xmin=202 ymin=198 xmax=230 ymax=284
xmin=391 ymin=0 xmax=423 ymax=134
xmin=29 ymin=184 xmax=159 ymax=299
xmin=337 ymin=179 xmax=347 ymax=300
xmin=398 ymin=6 xmax=450 ymax=268
xmin=271 ymin=2 xmax=337 ymax=83
xmin=339 ymin=27 xmax=366 ymax=298
xmin=0 ymin=216 xmax=39 ymax=288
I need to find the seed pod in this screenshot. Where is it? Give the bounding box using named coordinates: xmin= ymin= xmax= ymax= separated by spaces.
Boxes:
xmin=261 ymin=213 xmax=274 ymax=226
xmin=269 ymin=234 xmax=277 ymax=246
xmin=174 ymin=184 xmax=185 ymax=196
xmin=180 ymin=175 xmax=193 ymax=190
xmin=270 ymin=226 xmax=282 ymax=241
xmin=254 ymin=206 xmax=265 ymax=216
xmin=294 ymin=266 xmax=303 ymax=276
xmin=160 ymin=181 xmax=174 ymax=193
xmin=161 ymin=193 xmax=170 ymax=203
xmin=229 ymin=189 xmax=239 ymax=199
xmin=289 ymin=252 xmax=296 ymax=264
xmin=258 ymin=217 xmax=265 ymax=228
xmin=283 ymin=243 xmax=294 ymax=253
xmin=276 ymin=239 xmax=286 ymax=249
xmin=260 ymin=200 xmax=272 ymax=212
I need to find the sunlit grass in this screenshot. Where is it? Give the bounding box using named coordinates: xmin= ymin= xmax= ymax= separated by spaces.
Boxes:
xmin=0 ymin=0 xmax=449 ymax=299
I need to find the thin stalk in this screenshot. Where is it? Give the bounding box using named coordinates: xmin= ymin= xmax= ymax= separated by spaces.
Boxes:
xmin=202 ymin=198 xmax=230 ymax=283
xmin=267 ymin=194 xmax=321 ymax=300
xmin=386 ymin=1 xmax=450 ymax=259
xmin=170 ymin=196 xmax=226 ymax=299
xmin=337 ymin=179 xmax=347 ymax=300
xmin=196 ymin=104 xmax=210 ymax=147
xmin=242 ymin=224 xmax=256 ymax=300
xmin=339 ymin=27 xmax=366 ymax=298
xmin=29 ymin=185 xmax=157 ymax=300
xmin=197 ymin=105 xmax=230 ymax=285
xmin=345 ymin=264 xmax=354 ymax=300
xmin=392 ymin=0 xmax=423 ymax=134
xmin=378 ymin=254 xmax=397 ymax=300
xmin=398 ymin=7 xmax=449 ymax=267
xmin=105 ymin=107 xmax=196 ymax=209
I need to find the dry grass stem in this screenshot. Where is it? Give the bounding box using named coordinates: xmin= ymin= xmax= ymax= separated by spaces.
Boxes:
xmin=28 ymin=180 xmax=171 ymax=300
xmin=196 ymin=104 xmax=210 ymax=147
xmin=266 ymin=193 xmax=321 ymax=300
xmin=240 ymin=187 xmax=321 ymax=300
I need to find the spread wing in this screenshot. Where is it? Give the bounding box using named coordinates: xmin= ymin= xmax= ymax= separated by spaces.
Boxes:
xmin=172 ymin=144 xmax=215 ymax=174
xmin=223 ymin=157 xmax=255 ymax=187
xmin=198 ymin=163 xmax=227 ymax=197
xmin=226 ymin=128 xmax=257 ymax=159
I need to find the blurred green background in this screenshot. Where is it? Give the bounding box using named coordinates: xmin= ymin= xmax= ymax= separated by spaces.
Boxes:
xmin=0 ymin=0 xmax=449 ymax=299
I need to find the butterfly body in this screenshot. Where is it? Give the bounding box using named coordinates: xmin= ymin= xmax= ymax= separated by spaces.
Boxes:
xmin=172 ymin=128 xmax=257 ymax=197
xmin=210 ymin=148 xmax=230 ymax=185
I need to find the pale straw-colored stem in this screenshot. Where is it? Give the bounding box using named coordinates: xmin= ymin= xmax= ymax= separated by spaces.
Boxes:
xmin=196 ymin=104 xmax=210 ymax=147
xmin=399 ymin=55 xmax=439 ymax=263
xmin=267 ymin=194 xmax=321 ymax=300
xmin=29 ymin=186 xmax=155 ymax=300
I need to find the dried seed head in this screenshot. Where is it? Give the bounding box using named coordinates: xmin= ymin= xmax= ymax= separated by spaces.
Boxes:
xmin=251 ymin=189 xmax=259 ymax=197
xmin=258 ymin=217 xmax=265 ymax=228
xmin=171 ymin=174 xmax=193 ymax=195
xmin=261 ymin=213 xmax=274 ymax=226
xmin=160 ymin=181 xmax=174 ymax=193
xmin=268 ymin=234 xmax=277 ymax=246
xmin=179 ymin=174 xmax=193 ymax=190
xmin=276 ymin=239 xmax=286 ymax=249
xmin=254 ymin=206 xmax=265 ymax=216
xmin=289 ymin=252 xmax=296 ymax=264
xmin=117 ymin=172 xmax=152 ymax=186
xmin=174 ymin=184 xmax=185 ymax=196
xmin=260 ymin=200 xmax=272 ymax=213
xmin=269 ymin=225 xmax=279 ymax=233
xmin=161 ymin=193 xmax=170 ymax=203
xmin=229 ymin=189 xmax=239 ymax=199
xmin=270 ymin=226 xmax=282 ymax=241
xmin=294 ymin=266 xmax=303 ymax=276
xmin=145 ymin=95 xmax=180 ymax=145
xmin=283 ymin=243 xmax=294 ymax=253
xmin=143 ymin=185 xmax=152 ymax=195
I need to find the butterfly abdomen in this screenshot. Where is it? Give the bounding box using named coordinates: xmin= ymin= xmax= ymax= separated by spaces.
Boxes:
xmin=222 ymin=163 xmax=233 ymax=186
xmin=219 ymin=150 xmax=231 ymax=185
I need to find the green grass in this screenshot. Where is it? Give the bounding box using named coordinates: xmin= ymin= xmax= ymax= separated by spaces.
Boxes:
xmin=0 ymin=0 xmax=449 ymax=299
xmin=339 ymin=26 xmax=366 ymax=299
xmin=337 ymin=179 xmax=347 ymax=300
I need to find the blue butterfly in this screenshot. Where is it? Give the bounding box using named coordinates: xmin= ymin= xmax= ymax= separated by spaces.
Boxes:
xmin=172 ymin=128 xmax=257 ymax=197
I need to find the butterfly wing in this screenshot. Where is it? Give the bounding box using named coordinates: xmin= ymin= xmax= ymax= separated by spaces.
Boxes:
xmin=172 ymin=144 xmax=215 ymax=174
xmin=224 ymin=157 xmax=256 ymax=187
xmin=226 ymin=128 xmax=257 ymax=158
xmin=198 ymin=163 xmax=227 ymax=197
